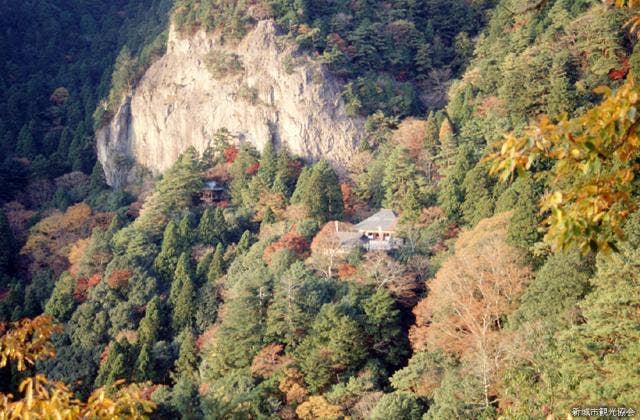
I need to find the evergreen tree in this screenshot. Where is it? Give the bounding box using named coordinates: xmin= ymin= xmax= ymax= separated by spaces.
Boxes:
xmin=437 ymin=144 xmax=474 ymax=222
xmin=16 ymin=123 xmax=35 ymax=158
xmin=296 ymin=305 xmax=367 ymax=392
xmin=0 ymin=210 xmax=15 ymax=274
xmin=44 ymin=273 xmax=77 ymax=322
xmin=371 ymin=391 xmax=424 ymax=420
xmin=207 ymin=243 xmax=225 ymax=283
xmin=89 ymin=161 xmax=108 ymax=193
xmin=173 ymin=330 xmax=199 ymax=383
xmin=236 ymin=230 xmax=252 ymax=254
xmin=170 ymin=253 xmax=194 ymax=307
xmin=154 ymin=221 xmax=183 ymax=285
xmin=382 ymin=147 xmax=428 ymax=217
xmin=194 ymin=281 xmax=218 ymax=333
xmin=437 ymin=117 xmax=457 ymax=166
xmin=507 ymin=174 xmax=542 ymax=252
xmin=195 ymin=251 xmax=213 ymax=283
xmin=171 ymin=378 xmax=201 ymax=419
xmin=198 ymin=207 xmax=225 ymax=245
xmin=178 ymin=212 xmax=196 ymax=246
xmin=258 ymin=140 xmax=276 ymax=187
xmin=362 ymin=288 xmax=408 ymax=366
xmin=274 ymin=144 xmax=297 ymax=197
xmin=135 ymin=343 xmax=153 ymax=382
xmin=546 ymin=53 xmax=575 ymax=117
xmin=260 ymin=206 xmax=275 ymax=229
xmin=95 ymin=340 xmax=132 ymax=387
xmin=138 ymin=295 xmax=163 ymax=346
xmin=460 ymin=162 xmax=495 ymax=227
xmin=172 ymin=254 xmax=196 ymax=332
xmin=291 ymin=161 xmax=343 ymax=222
xmin=424 ymin=111 xmax=440 ymax=157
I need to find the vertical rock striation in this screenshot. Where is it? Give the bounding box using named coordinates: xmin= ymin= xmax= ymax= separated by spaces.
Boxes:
xmin=96 ymin=20 xmax=363 ymax=187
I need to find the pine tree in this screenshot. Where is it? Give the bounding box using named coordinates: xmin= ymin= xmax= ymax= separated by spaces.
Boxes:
xmin=138 ymin=295 xmax=163 ymax=346
xmin=135 ymin=343 xmax=153 ymax=382
xmin=173 ymin=329 xmax=199 ymax=383
xmin=178 ymin=212 xmax=196 ymax=247
xmin=437 ymin=145 xmax=474 ymax=223
xmin=95 ymin=340 xmax=132 ymax=387
xmin=291 ymin=161 xmax=343 ymax=222
xmin=198 ymin=207 xmax=225 ymax=245
xmin=273 ymin=145 xmax=297 ymax=197
xmin=195 ymin=252 xmax=213 ymax=284
xmin=0 ymin=210 xmax=15 ymax=274
xmin=16 ymin=123 xmax=35 ymax=158
xmin=154 ymin=221 xmax=183 ymax=285
xmin=460 ymin=162 xmax=494 ymax=227
xmin=424 ymin=111 xmax=440 ymax=157
xmin=207 ymin=243 xmax=225 ymax=283
xmin=260 ymin=207 xmax=275 ymax=229
xmin=546 ymin=53 xmax=575 ymax=117
xmin=172 ymin=258 xmax=196 ymax=333
xmin=507 ymin=174 xmax=542 ymax=252
xmin=89 ymin=161 xmax=108 ymax=193
xmin=258 ymin=140 xmax=276 ymax=187
xmin=438 ymin=117 xmax=457 ymax=166
xmin=382 ymin=147 xmax=428 ymax=216
xmin=44 ymin=273 xmax=76 ymax=322
xmin=236 ymin=230 xmax=252 ymax=254
xmin=170 ymin=253 xmax=194 ymax=307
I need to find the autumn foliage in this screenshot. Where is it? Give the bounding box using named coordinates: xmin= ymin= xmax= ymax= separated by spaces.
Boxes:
xmin=107 ymin=269 xmax=133 ymax=290
xmin=263 ymin=230 xmax=310 ymax=265
xmin=410 ymin=213 xmax=531 ymax=404
xmin=250 ymin=343 xmax=292 ymax=378
xmin=0 ymin=316 xmax=155 ymax=418
xmin=20 ymin=203 xmax=113 ymax=277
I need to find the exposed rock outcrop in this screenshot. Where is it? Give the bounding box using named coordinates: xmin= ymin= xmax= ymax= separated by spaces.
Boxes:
xmin=96 ymin=20 xmax=363 ymax=187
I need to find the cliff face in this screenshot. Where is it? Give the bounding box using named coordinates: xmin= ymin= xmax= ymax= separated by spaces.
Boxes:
xmin=96 ymin=20 xmax=363 ymax=187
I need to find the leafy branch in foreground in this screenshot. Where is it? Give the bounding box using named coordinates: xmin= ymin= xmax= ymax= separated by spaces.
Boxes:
xmin=0 ymin=315 xmax=155 ymax=419
xmin=488 ymin=72 xmax=640 ymax=253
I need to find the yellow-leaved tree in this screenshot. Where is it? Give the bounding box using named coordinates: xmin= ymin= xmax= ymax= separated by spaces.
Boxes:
xmin=488 ymin=0 xmax=640 ymax=253
xmin=0 ymin=315 xmax=155 ymax=419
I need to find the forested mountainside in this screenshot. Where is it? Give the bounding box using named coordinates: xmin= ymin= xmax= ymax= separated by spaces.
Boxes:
xmin=1 ymin=0 xmax=640 ymax=419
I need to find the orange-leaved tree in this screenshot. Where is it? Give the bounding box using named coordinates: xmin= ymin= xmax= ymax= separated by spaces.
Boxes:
xmin=487 ymin=1 xmax=640 ymax=253
xmin=410 ymin=213 xmax=532 ymax=409
xmin=0 ymin=315 xmax=155 ymax=418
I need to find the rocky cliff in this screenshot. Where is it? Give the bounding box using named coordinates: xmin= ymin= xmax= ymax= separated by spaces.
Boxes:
xmin=96 ymin=20 xmax=363 ymax=187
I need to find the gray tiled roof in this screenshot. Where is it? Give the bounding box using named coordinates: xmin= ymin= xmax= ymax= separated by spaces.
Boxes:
xmin=355 ymin=209 xmax=398 ymax=232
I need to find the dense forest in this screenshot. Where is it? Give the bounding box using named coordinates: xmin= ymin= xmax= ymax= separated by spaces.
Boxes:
xmin=1 ymin=0 xmax=639 ymax=418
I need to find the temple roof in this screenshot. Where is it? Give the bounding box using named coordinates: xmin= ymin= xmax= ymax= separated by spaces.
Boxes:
xmin=355 ymin=209 xmax=398 ymax=232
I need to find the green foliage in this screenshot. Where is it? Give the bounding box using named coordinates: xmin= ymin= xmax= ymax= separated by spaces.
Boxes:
xmin=0 ymin=210 xmax=15 ymax=274
xmin=382 ymin=147 xmax=431 ymax=218
xmin=506 ymin=174 xmax=544 ymax=252
xmin=292 ymin=161 xmax=343 ymax=223
xmin=437 ymin=144 xmax=475 ymax=222
xmin=362 ymin=288 xmax=407 ymax=366
xmin=44 ymin=273 xmax=77 ymax=322
xmin=95 ymin=339 xmax=134 ymax=387
xmin=265 ymin=262 xmax=331 ymax=347
xmin=207 ymin=243 xmax=226 ymax=283
xmin=154 ymin=221 xmax=183 ymax=285
xmin=513 ymin=251 xmax=593 ymax=327
xmin=370 ymin=391 xmax=424 ymax=420
xmin=296 ymin=304 xmax=367 ymax=392
xmin=173 ymin=329 xmax=199 ymax=383
xmin=171 ymin=253 xmax=196 ymax=332
xmin=460 ymin=162 xmax=495 ymax=227
xmin=138 ymin=295 xmax=164 ymax=347
xmin=198 ymin=207 xmax=226 ymax=245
